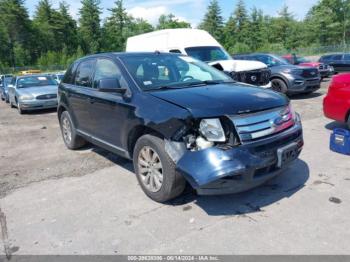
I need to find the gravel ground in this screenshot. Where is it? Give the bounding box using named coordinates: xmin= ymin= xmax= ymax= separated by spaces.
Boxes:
xmin=0 ymin=80 xmax=332 ymax=198
xmin=1 ymin=79 xmax=350 ymax=255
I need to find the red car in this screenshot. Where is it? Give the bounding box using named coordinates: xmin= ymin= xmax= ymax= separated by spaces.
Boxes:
xmin=324 ymin=73 xmax=350 ymax=129
xmin=283 ymin=54 xmax=333 ymax=79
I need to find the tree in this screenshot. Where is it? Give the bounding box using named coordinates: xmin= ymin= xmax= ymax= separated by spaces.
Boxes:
xmin=0 ymin=0 xmax=34 ymax=67
xmin=102 ymin=0 xmax=130 ymax=51
xmin=247 ymin=7 xmax=268 ymax=51
xmin=156 ymin=14 xmax=191 ymax=29
xmin=198 ymin=0 xmax=224 ymax=41
xmin=79 ymin=0 xmax=102 ymax=54
xmin=56 ymin=2 xmax=79 ymax=54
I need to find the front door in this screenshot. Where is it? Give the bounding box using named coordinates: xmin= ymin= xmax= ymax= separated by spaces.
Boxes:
xmin=89 ymin=58 xmax=133 ymax=149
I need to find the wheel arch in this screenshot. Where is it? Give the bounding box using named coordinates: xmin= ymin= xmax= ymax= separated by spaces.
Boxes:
xmin=127 ymin=125 xmax=165 ymax=158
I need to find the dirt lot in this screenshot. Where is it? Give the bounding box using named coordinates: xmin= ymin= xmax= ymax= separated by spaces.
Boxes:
xmin=0 ymin=80 xmax=332 ymax=198
xmin=1 ymin=79 xmax=350 ymax=255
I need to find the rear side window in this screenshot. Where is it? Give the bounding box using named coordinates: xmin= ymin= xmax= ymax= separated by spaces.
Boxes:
xmin=75 ymin=59 xmax=95 ymax=87
xmin=62 ymin=62 xmax=78 ymax=84
xmin=331 ymin=55 xmax=343 ymax=61
xmin=344 ymin=54 xmax=350 ymax=60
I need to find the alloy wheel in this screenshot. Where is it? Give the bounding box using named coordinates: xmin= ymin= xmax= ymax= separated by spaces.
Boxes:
xmin=62 ymin=116 xmax=72 ymax=144
xmin=138 ymin=146 xmax=163 ymax=193
xmin=272 ymin=81 xmax=282 ymax=92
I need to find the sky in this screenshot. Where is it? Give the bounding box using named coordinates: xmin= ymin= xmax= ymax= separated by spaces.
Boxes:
xmin=25 ymin=0 xmax=319 ymax=26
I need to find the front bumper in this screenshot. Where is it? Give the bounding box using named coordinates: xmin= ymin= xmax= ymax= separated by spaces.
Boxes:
xmin=19 ymin=99 xmax=58 ymax=110
xmin=287 ymin=77 xmax=321 ymax=94
xmin=176 ymin=121 xmax=303 ymax=195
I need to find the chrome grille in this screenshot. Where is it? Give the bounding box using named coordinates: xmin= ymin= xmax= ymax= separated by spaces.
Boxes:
xmin=230 ymin=107 xmax=295 ymax=143
xmin=36 ymin=94 xmax=57 ymax=100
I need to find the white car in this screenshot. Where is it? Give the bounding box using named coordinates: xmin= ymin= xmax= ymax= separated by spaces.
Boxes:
xmin=126 ymin=29 xmax=271 ymax=88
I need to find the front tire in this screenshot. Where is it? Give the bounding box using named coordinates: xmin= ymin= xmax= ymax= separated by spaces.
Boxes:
xmin=59 ymin=111 xmax=86 ymax=150
xmin=133 ymin=135 xmax=186 ymax=202
xmin=271 ymin=78 xmax=288 ymax=94
xmin=17 ymin=101 xmax=25 ymax=114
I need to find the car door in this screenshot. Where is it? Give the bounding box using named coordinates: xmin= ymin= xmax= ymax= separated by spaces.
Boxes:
xmin=68 ymin=58 xmax=96 ymax=135
xmin=88 ymin=58 xmax=133 ymax=150
xmin=328 ymin=54 xmax=344 ymax=73
xmin=343 ymin=54 xmax=350 ymax=72
xmin=7 ymin=77 xmax=17 ymax=104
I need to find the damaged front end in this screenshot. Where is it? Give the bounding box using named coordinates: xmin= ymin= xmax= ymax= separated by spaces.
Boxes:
xmin=165 ymin=105 xmax=304 ymax=195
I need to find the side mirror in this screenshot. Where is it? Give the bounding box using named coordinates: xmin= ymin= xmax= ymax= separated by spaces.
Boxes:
xmin=98 ymin=78 xmax=126 ymax=94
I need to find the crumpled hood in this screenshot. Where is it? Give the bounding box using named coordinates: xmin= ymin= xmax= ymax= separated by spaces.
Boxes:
xmin=150 ymin=83 xmax=288 ymax=118
xmin=208 ymin=59 xmax=267 ymax=72
xmin=17 ymin=85 xmax=58 ymax=97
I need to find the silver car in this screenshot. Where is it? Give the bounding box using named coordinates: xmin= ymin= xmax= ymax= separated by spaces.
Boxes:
xmin=8 ymin=75 xmax=58 ymax=114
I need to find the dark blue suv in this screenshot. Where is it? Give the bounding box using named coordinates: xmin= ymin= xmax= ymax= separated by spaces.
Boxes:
xmin=58 ymin=52 xmax=303 ymax=202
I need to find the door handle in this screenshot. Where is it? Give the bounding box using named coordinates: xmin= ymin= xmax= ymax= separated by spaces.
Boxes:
xmin=88 ymin=97 xmax=95 ymax=104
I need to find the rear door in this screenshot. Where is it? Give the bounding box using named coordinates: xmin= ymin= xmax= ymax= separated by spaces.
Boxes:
xmin=68 ymin=58 xmax=96 ymax=134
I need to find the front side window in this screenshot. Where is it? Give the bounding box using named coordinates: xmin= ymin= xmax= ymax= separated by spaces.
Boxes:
xmin=255 ymin=55 xmax=288 ymax=67
xmin=17 ymin=76 xmax=57 ymax=88
xmin=120 ymin=54 xmax=232 ymax=91
xmin=75 ymin=59 xmax=95 ymax=87
xmin=93 ymin=59 xmax=125 ymax=88
xmin=185 ymin=46 xmax=231 ymax=62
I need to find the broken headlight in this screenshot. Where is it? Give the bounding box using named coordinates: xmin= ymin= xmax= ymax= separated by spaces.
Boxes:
xmin=199 ymin=118 xmax=226 ymax=142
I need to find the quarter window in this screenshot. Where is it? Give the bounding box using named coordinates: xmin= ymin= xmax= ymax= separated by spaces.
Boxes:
xmin=75 ymin=59 xmax=95 ymax=87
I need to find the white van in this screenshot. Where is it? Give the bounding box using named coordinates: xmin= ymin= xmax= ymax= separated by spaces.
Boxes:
xmin=126 ymin=29 xmax=271 ymax=87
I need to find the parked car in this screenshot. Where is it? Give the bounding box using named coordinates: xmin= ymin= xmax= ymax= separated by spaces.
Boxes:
xmin=324 ymin=73 xmax=350 ymax=129
xmin=0 ymin=74 xmax=13 ymax=103
xmin=319 ymin=53 xmax=350 ymax=74
xmin=8 ymin=74 xmax=58 ymax=114
xmin=233 ymin=53 xmax=321 ymax=95
xmin=48 ymin=72 xmax=65 ymax=84
xmin=126 ymin=29 xmax=271 ymax=88
xmin=58 ymin=52 xmax=303 ymax=202
xmin=283 ymin=54 xmax=333 ymax=79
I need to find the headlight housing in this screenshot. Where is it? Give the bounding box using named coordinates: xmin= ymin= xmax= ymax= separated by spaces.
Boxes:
xmin=199 ymin=118 xmax=226 ymax=142
xmin=19 ymin=94 xmax=34 ymax=101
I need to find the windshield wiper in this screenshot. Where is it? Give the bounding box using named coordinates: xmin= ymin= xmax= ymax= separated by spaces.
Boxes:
xmin=146 ymin=80 xmax=235 ymax=91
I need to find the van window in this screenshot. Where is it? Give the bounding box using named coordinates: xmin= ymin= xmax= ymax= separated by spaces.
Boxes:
xmin=169 ymin=49 xmax=182 ymax=54
xmin=75 ymin=59 xmax=95 ymax=87
xmin=185 ymin=46 xmax=231 ymax=62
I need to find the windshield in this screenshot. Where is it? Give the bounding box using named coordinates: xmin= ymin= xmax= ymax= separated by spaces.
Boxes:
xmin=4 ymin=77 xmax=12 ymax=85
xmin=120 ymin=54 xmax=233 ymax=91
xmin=185 ymin=46 xmax=231 ymax=62
xmin=256 ymin=54 xmax=289 ymax=67
xmin=17 ymin=75 xmax=57 ymax=88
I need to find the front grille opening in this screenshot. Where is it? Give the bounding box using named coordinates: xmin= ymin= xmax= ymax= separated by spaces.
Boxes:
xmin=254 ymin=165 xmax=278 ymax=179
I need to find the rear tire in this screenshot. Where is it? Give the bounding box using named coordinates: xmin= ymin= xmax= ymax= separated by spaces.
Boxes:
xmin=271 ymin=78 xmax=288 ymax=94
xmin=133 ymin=134 xmax=186 ymax=203
xmin=59 ymin=111 xmax=86 ymax=150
